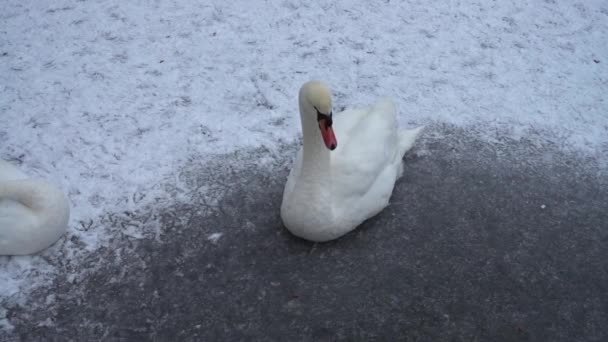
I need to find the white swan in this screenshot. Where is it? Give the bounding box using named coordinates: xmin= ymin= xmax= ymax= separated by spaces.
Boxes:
xmin=280 ymin=80 xmax=423 ymax=242
xmin=0 ymin=160 xmax=69 ymax=255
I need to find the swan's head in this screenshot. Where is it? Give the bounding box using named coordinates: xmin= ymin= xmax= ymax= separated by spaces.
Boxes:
xmin=299 ymin=80 xmax=337 ymax=151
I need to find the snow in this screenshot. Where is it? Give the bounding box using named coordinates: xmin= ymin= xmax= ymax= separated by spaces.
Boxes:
xmin=0 ymin=307 xmax=12 ymax=331
xmin=1 ymin=0 xmax=607 ymax=319
xmin=207 ymin=232 xmax=223 ymax=244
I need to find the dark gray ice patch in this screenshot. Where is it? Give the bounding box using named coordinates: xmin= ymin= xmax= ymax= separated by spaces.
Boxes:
xmin=2 ymin=124 xmax=607 ymax=341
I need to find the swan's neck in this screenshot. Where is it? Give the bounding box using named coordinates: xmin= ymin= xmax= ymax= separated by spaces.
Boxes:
xmin=292 ymin=103 xmax=333 ymax=225
xmin=299 ymin=103 xmax=331 ymax=183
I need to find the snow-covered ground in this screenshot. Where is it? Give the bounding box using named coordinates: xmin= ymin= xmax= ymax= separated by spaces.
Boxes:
xmin=1 ymin=0 xmax=607 ymax=332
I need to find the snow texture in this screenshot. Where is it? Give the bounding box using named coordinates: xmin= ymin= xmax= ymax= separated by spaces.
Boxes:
xmin=0 ymin=0 xmax=607 ymax=332
xmin=207 ymin=232 xmax=223 ymax=244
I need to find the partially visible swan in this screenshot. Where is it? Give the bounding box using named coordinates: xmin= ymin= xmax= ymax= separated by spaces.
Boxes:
xmin=0 ymin=160 xmax=69 ymax=255
xmin=280 ymin=81 xmax=423 ymax=242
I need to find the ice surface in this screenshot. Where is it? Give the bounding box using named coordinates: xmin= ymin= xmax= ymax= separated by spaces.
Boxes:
xmin=1 ymin=0 xmax=606 ymax=319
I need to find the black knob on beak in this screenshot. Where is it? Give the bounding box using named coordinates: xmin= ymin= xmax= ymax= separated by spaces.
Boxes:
xmin=315 ymin=107 xmax=333 ymax=127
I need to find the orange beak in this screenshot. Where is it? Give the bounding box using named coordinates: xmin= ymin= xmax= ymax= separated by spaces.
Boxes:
xmin=318 ymin=116 xmax=337 ymax=150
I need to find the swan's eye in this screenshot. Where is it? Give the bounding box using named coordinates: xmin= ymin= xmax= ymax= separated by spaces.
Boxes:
xmin=326 ymin=112 xmax=333 ymax=126
xmin=315 ymin=107 xmax=333 ymax=127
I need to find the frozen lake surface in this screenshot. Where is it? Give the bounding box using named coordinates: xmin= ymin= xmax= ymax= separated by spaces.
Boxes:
xmin=1 ymin=0 xmax=607 ymax=340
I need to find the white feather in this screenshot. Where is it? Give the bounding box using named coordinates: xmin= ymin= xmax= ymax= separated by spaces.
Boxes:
xmin=280 ymin=81 xmax=423 ymax=242
xmin=0 ymin=160 xmax=69 ymax=255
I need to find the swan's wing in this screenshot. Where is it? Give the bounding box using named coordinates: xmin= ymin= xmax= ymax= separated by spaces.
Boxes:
xmin=282 ymin=147 xmax=303 ymax=200
xmin=333 ymin=105 xmax=369 ymax=135
xmin=330 ymin=98 xmax=401 ymax=200
xmin=0 ymin=198 xmax=57 ymax=255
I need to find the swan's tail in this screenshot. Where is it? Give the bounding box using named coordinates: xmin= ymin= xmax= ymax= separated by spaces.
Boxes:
xmin=399 ymin=126 xmax=425 ymax=157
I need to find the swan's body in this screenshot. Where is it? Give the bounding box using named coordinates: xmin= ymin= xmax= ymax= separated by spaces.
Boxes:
xmin=0 ymin=160 xmax=69 ymax=255
xmin=280 ymin=81 xmax=423 ymax=242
